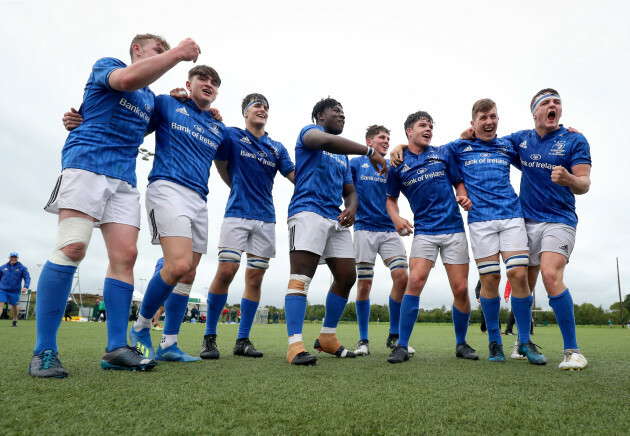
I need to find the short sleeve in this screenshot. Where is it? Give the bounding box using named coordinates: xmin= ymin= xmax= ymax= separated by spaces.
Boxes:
xmin=278 ymin=143 xmax=295 ymax=176
xmin=92 ymin=57 xmax=126 ymax=91
xmin=387 ymin=167 xmax=401 ymax=198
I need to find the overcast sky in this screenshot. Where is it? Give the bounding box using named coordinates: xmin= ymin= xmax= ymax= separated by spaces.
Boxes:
xmin=1 ymin=0 xmax=628 ymax=312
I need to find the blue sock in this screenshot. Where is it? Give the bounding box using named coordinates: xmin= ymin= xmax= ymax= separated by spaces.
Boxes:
xmin=103 ymin=278 xmax=134 ymax=351
xmin=204 ymin=292 xmax=228 ymax=336
xmin=139 ymin=272 xmax=175 ymax=320
xmin=238 ymin=298 xmax=259 ymax=339
xmin=323 ymin=292 xmax=347 ymax=329
xmin=286 ymin=295 xmax=307 ymax=337
xmin=34 ymin=261 xmax=77 ymax=354
xmin=511 ymin=294 xmax=533 ymax=344
xmin=549 ymin=289 xmax=578 ymax=350
xmin=480 ymin=296 xmax=502 ymax=345
xmin=452 ymin=305 xmax=470 ymax=346
xmin=398 ymin=294 xmax=419 ymax=348
xmin=389 ymin=296 xmax=401 ymax=335
xmin=163 ymin=292 xmax=189 ymax=336
xmin=356 ymin=299 xmax=370 ymax=341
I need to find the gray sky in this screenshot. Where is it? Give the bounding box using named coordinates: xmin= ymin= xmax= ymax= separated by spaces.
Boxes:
xmin=1 ymin=0 xmax=628 ymax=311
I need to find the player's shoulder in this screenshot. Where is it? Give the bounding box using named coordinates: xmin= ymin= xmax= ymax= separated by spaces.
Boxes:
xmin=350 ymin=155 xmax=367 ymax=166
xmin=300 ymin=123 xmax=322 ymax=135
xmin=559 ymin=126 xmax=589 ymax=144
xmin=93 ymin=57 xmax=126 ymax=69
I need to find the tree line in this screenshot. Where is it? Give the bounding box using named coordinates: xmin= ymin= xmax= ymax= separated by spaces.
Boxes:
xmin=264 ymin=293 xmax=630 ymax=326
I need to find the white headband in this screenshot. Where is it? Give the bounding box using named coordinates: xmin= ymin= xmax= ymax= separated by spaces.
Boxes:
xmin=243 ymin=100 xmax=268 ymax=116
xmin=531 ymin=94 xmax=561 ymax=114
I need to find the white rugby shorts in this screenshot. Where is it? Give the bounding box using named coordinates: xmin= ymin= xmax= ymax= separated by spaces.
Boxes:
xmin=468 ymin=218 xmax=529 ymax=259
xmin=44 ymin=168 xmax=141 ymax=228
xmin=354 ymin=230 xmax=406 ymax=265
xmin=288 ymin=211 xmax=354 ymax=259
xmin=409 ymin=232 xmax=469 ymax=265
xmin=145 ymin=180 xmax=208 ymax=254
xmin=525 ymin=219 xmax=576 ymax=266
xmin=218 ymin=217 xmax=276 ymax=259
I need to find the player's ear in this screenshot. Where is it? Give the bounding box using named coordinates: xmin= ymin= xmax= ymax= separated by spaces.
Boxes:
xmin=186 ymin=81 xmax=192 ymax=92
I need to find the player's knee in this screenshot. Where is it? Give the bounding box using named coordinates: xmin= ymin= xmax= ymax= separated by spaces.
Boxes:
xmin=452 ymin=283 xmax=469 ymax=302
xmin=391 ymin=268 xmax=408 ymax=289
xmin=168 ymin=260 xmax=192 ymax=280
xmin=215 ymin=263 xmax=239 ymax=285
xmin=50 ymin=217 xmax=94 ymax=267
xmin=246 ymin=270 xmax=265 ymax=290
xmin=334 ymin=269 xmax=356 ymax=291
xmin=61 ymin=242 xmax=87 ymax=263
xmin=408 ymin=273 xmax=428 ymax=293
xmin=112 ymin=243 xmax=138 ymax=269
xmin=506 ymin=266 xmax=527 ymax=287
xmin=287 ymin=274 xmax=312 ymax=296
xmin=541 ymin=268 xmax=562 ymax=289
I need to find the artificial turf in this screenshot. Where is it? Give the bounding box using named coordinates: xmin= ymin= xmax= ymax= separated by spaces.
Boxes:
xmin=1 ymin=321 xmax=628 ymax=435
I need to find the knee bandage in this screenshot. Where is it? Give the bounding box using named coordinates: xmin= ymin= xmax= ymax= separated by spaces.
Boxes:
xmin=386 ymin=256 xmax=408 ymax=272
xmin=477 ymin=260 xmax=500 ymax=275
xmin=246 ymin=256 xmax=269 ymax=270
xmin=49 ymin=217 xmax=94 ymax=266
xmin=505 ymin=254 xmax=529 ymax=270
xmin=173 ymin=283 xmax=192 ymax=296
xmin=218 ymin=248 xmax=242 ymax=263
xmin=356 ymin=263 xmax=374 ymax=281
xmin=286 ymin=274 xmax=312 ymax=296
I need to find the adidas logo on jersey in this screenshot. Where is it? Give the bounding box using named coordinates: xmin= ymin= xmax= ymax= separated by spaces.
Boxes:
xmin=361 ymin=163 xmax=369 ymax=168
xmin=176 ymin=107 xmax=189 ymax=116
xmin=240 ymin=136 xmax=252 ymax=144
xmin=401 ymin=164 xmax=411 ymax=173
xmin=559 ymin=244 xmax=569 ymax=253
xmin=519 ymin=141 xmax=527 ymax=148
xmin=463 ymin=145 xmax=473 ymax=152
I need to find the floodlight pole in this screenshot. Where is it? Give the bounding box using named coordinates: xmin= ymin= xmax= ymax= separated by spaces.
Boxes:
xmin=617 ymin=257 xmax=624 ymax=328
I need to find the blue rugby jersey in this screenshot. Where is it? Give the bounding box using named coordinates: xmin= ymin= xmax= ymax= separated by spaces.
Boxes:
xmin=62 ymin=57 xmax=154 ymax=187
xmin=350 ymin=155 xmax=396 ymax=232
xmin=444 ymin=138 xmax=522 ymax=224
xmin=215 ymin=127 xmax=294 ymax=223
xmin=288 ymin=125 xmax=353 ymax=220
xmin=387 ymin=147 xmax=465 ymax=235
xmin=147 ymin=96 xmax=228 ymax=202
xmin=502 ymin=126 xmax=591 ymax=228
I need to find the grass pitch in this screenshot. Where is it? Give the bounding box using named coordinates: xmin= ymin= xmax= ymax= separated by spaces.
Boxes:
xmin=1 ymin=321 xmax=628 ymax=435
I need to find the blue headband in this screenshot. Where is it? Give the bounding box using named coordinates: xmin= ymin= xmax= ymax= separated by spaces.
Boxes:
xmin=243 ymin=100 xmax=268 ymax=116
xmin=531 ymin=94 xmax=561 ymax=114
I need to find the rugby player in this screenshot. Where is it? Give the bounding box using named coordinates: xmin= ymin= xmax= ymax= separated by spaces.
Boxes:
xmin=199 ymin=93 xmax=295 ymax=360
xmin=128 ymin=64 xmax=228 ymax=365
xmin=503 ymin=89 xmax=591 ymax=370
xmin=442 ymin=99 xmax=545 ymax=364
xmin=30 ymin=34 xmax=200 ymax=377
xmin=349 ymin=125 xmax=412 ymax=356
xmin=285 ymin=97 xmax=387 ymax=365
xmin=386 ymin=111 xmax=477 ymax=364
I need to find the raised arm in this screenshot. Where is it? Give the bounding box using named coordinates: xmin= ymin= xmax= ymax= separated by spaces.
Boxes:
xmin=109 ymin=38 xmax=201 ymax=92
xmin=302 ymin=129 xmax=387 ymax=177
